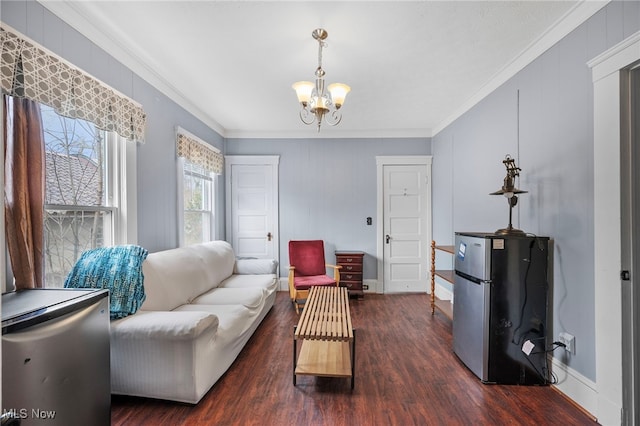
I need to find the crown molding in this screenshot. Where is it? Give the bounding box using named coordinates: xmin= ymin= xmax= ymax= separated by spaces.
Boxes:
xmin=224 ymin=128 xmax=432 ymax=140
xmin=38 ymin=0 xmax=226 ymax=138
xmin=39 ymin=0 xmax=608 ymax=141
xmin=432 ymin=0 xmax=610 ymax=137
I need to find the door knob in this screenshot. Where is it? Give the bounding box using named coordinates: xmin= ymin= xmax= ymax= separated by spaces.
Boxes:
xmin=267 ymin=232 xmax=272 ymax=241
xmin=386 ymin=234 xmax=391 ymax=244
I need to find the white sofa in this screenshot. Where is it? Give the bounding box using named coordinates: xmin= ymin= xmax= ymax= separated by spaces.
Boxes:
xmin=109 ymin=241 xmax=278 ymax=404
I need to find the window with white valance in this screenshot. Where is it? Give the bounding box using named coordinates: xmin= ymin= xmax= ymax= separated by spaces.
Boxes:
xmin=0 ymin=24 xmax=146 ymax=143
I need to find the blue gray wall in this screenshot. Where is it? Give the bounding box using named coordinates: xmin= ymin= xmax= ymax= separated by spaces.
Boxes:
xmin=2 ymin=1 xmax=224 ymax=253
xmin=226 ymin=137 xmax=430 ymax=279
xmin=432 ymin=0 xmax=640 ymax=382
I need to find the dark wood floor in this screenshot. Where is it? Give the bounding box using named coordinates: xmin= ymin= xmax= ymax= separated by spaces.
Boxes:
xmin=111 ymin=292 xmax=596 ymax=426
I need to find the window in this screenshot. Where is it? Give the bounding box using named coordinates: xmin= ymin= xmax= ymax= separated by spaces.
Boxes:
xmin=39 ymin=103 xmax=136 ymax=287
xmin=1 ymin=25 xmax=144 ymax=291
xmin=175 ymin=127 xmax=222 ymax=246
xmin=179 ymin=158 xmax=216 ymax=246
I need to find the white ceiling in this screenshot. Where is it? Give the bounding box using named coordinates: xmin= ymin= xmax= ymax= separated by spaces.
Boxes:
xmin=40 ymin=1 xmax=608 ymax=139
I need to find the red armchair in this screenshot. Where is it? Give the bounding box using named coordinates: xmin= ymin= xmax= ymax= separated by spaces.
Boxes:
xmin=288 ymin=240 xmax=341 ymax=313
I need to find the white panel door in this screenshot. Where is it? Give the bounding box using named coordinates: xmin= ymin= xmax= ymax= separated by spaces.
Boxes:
xmin=225 ymin=156 xmax=279 ymax=262
xmin=383 ymin=164 xmax=430 ymax=293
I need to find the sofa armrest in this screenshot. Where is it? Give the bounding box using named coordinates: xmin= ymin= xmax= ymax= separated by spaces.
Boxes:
xmin=234 ymin=258 xmax=278 ymax=274
xmin=111 ymin=311 xmax=218 ymax=341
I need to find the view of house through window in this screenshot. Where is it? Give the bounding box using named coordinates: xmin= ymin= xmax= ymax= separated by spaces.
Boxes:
xmin=41 ymin=103 xmax=115 ymax=287
xmin=183 ymin=160 xmax=215 ymax=246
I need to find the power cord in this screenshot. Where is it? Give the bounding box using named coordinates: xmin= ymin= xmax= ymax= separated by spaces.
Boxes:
xmin=551 ymin=341 xmax=567 ymax=350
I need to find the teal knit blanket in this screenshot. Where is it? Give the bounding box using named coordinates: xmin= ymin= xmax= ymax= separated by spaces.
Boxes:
xmin=64 ymin=245 xmax=148 ymax=320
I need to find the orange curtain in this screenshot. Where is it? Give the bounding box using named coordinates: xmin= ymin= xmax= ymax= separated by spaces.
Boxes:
xmin=3 ymin=95 xmax=45 ymax=289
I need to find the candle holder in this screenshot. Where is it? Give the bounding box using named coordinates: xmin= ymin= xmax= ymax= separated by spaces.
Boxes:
xmin=490 ymin=155 xmax=527 ymax=235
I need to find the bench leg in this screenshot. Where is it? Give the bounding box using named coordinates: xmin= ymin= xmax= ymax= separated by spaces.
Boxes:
xmin=293 ymin=326 xmax=297 ymax=386
xmin=351 ymin=329 xmax=356 ymax=390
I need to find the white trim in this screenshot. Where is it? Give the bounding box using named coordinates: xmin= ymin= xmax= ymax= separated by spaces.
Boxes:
xmin=39 ymin=1 xmax=225 ymax=137
xmin=123 ymin=137 xmax=138 ymax=245
xmin=551 ymin=357 xmax=598 ymax=419
xmin=362 ymin=279 xmax=378 ymax=294
xmin=375 ymin=156 xmax=433 ymax=294
xmin=225 ymin=128 xmax=433 ymax=139
xmin=588 ymin=31 xmax=640 ymax=81
xmin=433 ymin=280 xmax=453 ymax=303
xmin=176 ymin=157 xmax=186 ymax=247
xmin=113 ymin=134 xmax=138 ymax=245
xmin=40 ymin=1 xmax=607 ymax=140
xmin=280 ymin=278 xmax=392 ymax=295
xmin=589 ymin=30 xmax=640 ymax=426
xmin=432 ymin=0 xmax=609 ymax=136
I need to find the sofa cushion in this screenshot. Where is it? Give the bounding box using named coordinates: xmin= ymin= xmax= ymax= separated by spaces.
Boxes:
xmin=293 ymin=274 xmax=336 ymax=290
xmin=174 ymin=304 xmax=254 ymax=338
xmin=111 ymin=311 xmax=219 ymax=340
xmin=234 ymin=258 xmax=278 ymax=275
xmin=195 ymin=241 xmax=236 ymax=287
xmin=192 ymin=287 xmax=264 ymax=310
xmin=140 ymin=241 xmax=236 ymax=311
xmin=219 ymin=274 xmax=277 ymax=291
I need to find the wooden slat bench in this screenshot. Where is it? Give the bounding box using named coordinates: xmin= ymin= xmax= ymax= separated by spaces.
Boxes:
xmin=293 ymin=286 xmax=356 ymax=389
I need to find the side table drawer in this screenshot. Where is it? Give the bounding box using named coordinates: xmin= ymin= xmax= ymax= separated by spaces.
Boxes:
xmin=341 ymin=272 xmax=362 ymax=282
xmin=336 ymin=255 xmax=362 ymax=264
xmin=342 ymin=281 xmax=363 ymax=291
xmin=340 ymin=263 xmax=362 ymax=273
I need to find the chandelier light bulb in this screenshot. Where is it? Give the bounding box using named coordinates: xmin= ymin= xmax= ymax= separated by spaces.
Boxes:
xmin=292 ymin=81 xmax=314 ymax=106
xmin=328 ymin=83 xmax=351 ymax=109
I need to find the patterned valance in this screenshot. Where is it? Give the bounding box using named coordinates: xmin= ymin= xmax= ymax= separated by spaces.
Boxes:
xmin=0 ymin=24 xmax=146 ymax=143
xmin=176 ymin=127 xmax=223 ymax=174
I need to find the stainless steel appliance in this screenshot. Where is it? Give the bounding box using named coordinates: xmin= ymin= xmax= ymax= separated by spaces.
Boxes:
xmin=2 ymin=289 xmax=110 ymax=425
xmin=453 ymin=232 xmax=550 ymax=385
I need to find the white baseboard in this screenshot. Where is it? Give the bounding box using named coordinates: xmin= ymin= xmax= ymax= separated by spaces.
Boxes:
xmin=550 ymin=356 xmax=597 ymax=420
xmin=278 ymin=278 xmax=381 ymax=294
xmin=433 ymin=282 xmax=453 ymax=302
xmin=278 ymin=277 xmax=287 ymax=291
xmin=363 ymin=278 xmax=380 ymax=293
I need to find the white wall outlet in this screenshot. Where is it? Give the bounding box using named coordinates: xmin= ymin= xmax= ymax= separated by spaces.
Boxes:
xmin=559 ymin=332 xmax=576 ymax=354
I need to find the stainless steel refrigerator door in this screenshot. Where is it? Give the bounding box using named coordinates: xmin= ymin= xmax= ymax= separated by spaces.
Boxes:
xmin=2 ymin=297 xmax=110 ymax=426
xmin=453 ymin=273 xmax=490 ymax=382
xmin=454 ymin=234 xmax=491 ymax=281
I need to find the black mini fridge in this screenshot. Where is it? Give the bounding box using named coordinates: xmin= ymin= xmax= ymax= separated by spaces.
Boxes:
xmin=2 ymin=288 xmax=110 ymax=425
xmin=452 ymin=232 xmax=551 ymax=385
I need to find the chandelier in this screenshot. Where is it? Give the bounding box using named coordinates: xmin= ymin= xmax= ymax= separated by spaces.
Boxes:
xmin=292 ymin=28 xmax=351 ymax=132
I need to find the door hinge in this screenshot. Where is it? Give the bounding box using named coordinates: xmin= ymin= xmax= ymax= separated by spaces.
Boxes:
xmin=621 ymin=270 xmax=631 ymax=281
